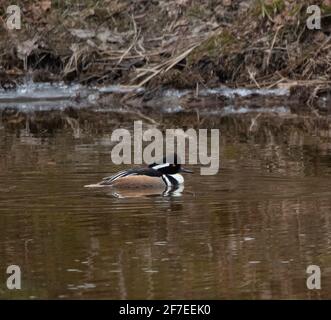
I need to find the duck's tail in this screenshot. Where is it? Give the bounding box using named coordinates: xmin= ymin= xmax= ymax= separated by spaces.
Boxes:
xmin=84 ymin=183 xmax=107 ymax=188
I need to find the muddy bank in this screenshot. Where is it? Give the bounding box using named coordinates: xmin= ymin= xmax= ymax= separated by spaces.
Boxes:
xmin=1 ymin=1 xmax=331 ymax=106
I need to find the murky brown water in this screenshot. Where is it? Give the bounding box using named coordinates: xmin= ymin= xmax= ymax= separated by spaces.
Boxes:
xmin=1 ymin=122 xmax=331 ymax=299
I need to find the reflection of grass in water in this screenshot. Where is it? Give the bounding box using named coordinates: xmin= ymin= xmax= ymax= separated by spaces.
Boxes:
xmin=0 ymin=284 xmax=47 ymax=299
xmin=223 ymin=145 xmax=241 ymax=160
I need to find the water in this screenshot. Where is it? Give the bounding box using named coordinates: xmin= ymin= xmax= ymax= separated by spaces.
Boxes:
xmin=0 ymin=82 xmax=330 ymax=299
xmin=1 ymin=126 xmax=331 ymax=299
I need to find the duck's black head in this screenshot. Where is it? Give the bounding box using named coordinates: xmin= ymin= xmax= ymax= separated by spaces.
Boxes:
xmin=149 ymin=153 xmax=193 ymax=175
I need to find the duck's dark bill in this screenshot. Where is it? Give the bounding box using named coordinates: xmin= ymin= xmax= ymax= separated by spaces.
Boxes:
xmin=180 ymin=167 xmax=193 ymax=173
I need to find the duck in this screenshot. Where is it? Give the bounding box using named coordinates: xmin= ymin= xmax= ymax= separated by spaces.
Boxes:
xmin=84 ymin=153 xmax=193 ymax=189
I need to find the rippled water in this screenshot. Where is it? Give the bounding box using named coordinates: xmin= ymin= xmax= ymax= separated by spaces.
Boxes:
xmin=1 ymin=125 xmax=331 ymax=299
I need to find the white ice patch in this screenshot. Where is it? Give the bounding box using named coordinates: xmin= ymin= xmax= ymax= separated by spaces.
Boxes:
xmin=199 ymin=87 xmax=289 ymax=98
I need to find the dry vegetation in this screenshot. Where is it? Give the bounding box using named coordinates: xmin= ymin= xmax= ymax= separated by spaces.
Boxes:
xmin=0 ymin=0 xmax=331 ymax=98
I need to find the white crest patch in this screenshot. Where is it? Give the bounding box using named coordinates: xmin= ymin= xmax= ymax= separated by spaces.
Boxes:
xmin=169 ymin=174 xmax=184 ymax=184
xmin=152 ymin=163 xmax=170 ymax=170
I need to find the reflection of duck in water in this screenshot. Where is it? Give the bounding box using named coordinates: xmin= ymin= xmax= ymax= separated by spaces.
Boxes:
xmin=85 ymin=154 xmax=192 ymax=197
xmin=110 ymin=184 xmax=185 ymax=198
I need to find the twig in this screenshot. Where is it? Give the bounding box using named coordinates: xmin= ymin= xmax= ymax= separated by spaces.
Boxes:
xmin=116 ymin=15 xmax=140 ymax=67
xmin=135 ymin=43 xmax=199 ymax=87
xmin=266 ymin=26 xmax=282 ymax=68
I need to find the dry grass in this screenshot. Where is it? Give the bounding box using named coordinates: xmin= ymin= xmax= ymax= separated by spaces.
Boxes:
xmin=0 ymin=0 xmax=331 ymax=101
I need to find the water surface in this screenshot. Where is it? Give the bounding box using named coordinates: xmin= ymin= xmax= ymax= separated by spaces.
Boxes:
xmin=1 ymin=126 xmax=331 ymax=299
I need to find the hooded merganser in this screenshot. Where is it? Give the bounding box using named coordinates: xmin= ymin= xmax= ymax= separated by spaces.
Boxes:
xmin=84 ymin=154 xmax=193 ymax=189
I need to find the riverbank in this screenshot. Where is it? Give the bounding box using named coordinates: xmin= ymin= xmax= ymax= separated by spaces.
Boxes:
xmin=1 ymin=0 xmax=331 ymax=107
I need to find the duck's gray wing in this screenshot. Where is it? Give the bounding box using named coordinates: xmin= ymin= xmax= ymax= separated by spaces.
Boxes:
xmin=100 ymin=168 xmax=161 ymax=185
